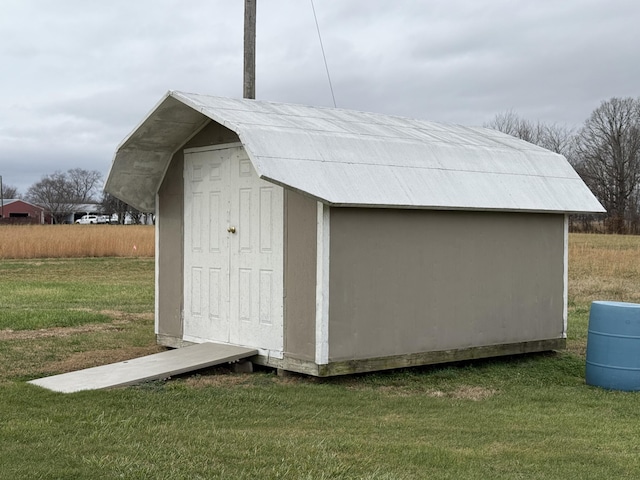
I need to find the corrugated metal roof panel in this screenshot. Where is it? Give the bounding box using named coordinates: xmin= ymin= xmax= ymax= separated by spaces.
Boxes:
xmin=106 ymin=91 xmax=605 ymax=214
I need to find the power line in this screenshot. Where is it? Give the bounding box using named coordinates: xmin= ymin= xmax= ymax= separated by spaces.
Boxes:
xmin=310 ymin=0 xmax=336 ymax=108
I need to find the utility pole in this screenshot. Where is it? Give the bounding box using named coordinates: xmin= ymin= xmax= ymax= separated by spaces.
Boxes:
xmin=243 ymin=0 xmax=256 ymax=99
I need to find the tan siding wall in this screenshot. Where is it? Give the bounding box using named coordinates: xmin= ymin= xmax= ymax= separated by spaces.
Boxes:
xmin=156 ymin=121 xmax=239 ymax=340
xmin=283 ymin=191 xmax=317 ymax=360
xmin=328 ymin=209 xmax=565 ymax=362
xmin=156 ymin=152 xmax=184 ymax=337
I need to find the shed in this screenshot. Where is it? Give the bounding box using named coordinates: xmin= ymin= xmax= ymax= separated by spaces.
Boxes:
xmin=0 ymin=199 xmax=45 ymax=225
xmin=105 ymin=91 xmax=604 ymax=376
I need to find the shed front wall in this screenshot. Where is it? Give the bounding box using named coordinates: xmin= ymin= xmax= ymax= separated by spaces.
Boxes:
xmin=156 ymin=151 xmax=184 ymax=340
xmin=156 ymin=121 xmax=240 ymax=345
xmin=327 ymin=209 xmax=565 ymax=362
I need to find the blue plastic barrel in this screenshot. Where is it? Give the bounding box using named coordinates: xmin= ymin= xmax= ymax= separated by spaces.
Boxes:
xmin=586 ymin=301 xmax=640 ymax=391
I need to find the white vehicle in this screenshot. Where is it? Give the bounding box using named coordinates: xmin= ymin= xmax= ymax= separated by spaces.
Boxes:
xmin=75 ymin=214 xmax=109 ymax=224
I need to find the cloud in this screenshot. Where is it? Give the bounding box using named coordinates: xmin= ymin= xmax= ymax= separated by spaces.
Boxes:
xmin=1 ymin=0 xmax=640 ymax=195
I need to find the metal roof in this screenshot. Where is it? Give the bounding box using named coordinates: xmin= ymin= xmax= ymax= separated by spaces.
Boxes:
xmin=105 ymin=91 xmax=605 ymax=214
xmin=1 ymin=199 xmax=44 ymax=210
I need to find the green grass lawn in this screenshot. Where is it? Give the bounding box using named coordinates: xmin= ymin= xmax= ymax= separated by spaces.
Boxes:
xmin=0 ymin=258 xmax=153 ymax=331
xmin=1 ymin=254 xmax=640 ymax=479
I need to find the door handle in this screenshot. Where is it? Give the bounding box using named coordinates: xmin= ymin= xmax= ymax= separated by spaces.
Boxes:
xmin=227 ymin=226 xmax=236 ymax=234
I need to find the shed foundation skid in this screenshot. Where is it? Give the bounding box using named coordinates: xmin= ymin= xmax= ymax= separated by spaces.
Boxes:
xmin=157 ymin=334 xmax=565 ymax=377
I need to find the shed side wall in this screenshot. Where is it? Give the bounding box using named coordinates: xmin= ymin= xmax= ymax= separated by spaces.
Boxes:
xmin=283 ymin=190 xmax=317 ymax=360
xmin=327 ymin=209 xmax=565 ymax=361
xmin=156 ymin=121 xmax=239 ymax=341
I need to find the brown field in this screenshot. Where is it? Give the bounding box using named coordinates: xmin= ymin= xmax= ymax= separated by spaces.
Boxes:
xmin=0 ymin=224 xmax=154 ymax=259
xmin=567 ymin=233 xmax=640 ymax=356
xmin=569 ymin=233 xmax=640 ymax=305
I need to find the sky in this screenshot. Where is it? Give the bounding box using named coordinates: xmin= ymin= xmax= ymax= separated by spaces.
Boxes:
xmin=1 ymin=0 xmax=639 ymax=196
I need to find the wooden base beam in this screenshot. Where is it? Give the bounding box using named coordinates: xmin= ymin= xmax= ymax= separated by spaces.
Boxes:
xmin=156 ymin=335 xmax=565 ymax=377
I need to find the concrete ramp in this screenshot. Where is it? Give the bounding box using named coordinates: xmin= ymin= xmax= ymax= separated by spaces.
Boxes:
xmin=28 ymin=342 xmax=258 ymax=393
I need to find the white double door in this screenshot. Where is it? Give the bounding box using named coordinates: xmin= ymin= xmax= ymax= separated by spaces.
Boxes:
xmin=183 ymin=145 xmax=284 ymax=356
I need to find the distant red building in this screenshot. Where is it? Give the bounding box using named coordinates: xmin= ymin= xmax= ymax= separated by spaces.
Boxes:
xmin=0 ymin=199 xmax=46 ymax=224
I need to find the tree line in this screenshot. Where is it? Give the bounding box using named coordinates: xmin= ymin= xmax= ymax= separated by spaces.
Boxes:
xmin=486 ymin=97 xmax=640 ymax=234
xmin=2 ymin=168 xmax=143 ymax=225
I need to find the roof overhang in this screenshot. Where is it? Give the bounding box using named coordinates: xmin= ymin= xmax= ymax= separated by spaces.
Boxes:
xmin=105 ymin=93 xmax=211 ymax=212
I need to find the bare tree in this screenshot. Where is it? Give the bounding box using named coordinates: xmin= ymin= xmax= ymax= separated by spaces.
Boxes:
xmin=539 ymin=123 xmax=576 ymax=158
xmin=485 ymin=111 xmax=588 ymax=231
xmin=575 ymin=97 xmax=640 ymax=234
xmin=101 ymin=192 xmax=140 ymax=225
xmin=26 ymin=172 xmax=75 ymax=224
xmin=1 ymin=183 xmax=20 ymax=199
xmin=485 ymin=111 xmax=575 ymax=157
xmin=67 ymin=168 xmax=102 ymax=202
xmin=26 ymin=169 xmax=103 ymax=224
xmin=485 ymin=110 xmax=541 ymax=143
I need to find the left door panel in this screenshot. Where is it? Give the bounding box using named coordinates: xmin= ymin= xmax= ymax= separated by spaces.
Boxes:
xmin=183 ymin=148 xmax=231 ymax=343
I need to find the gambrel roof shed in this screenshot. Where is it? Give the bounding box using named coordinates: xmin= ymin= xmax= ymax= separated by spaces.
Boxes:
xmin=106 ymin=91 xmax=604 ymax=215
xmin=105 ymin=91 xmax=604 ymax=377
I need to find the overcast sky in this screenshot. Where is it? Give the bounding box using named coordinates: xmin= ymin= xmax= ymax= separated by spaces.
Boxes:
xmin=1 ymin=0 xmax=639 ymax=196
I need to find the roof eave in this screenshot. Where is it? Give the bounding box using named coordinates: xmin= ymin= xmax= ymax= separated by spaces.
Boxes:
xmin=104 ymin=92 xmax=215 ymax=212
xmin=318 ymin=201 xmax=607 ymax=215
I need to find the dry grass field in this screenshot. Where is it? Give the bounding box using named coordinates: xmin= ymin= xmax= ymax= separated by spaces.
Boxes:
xmin=569 ymin=233 xmax=640 ymax=305
xmin=0 ymin=224 xmax=154 ymax=259
xmin=567 ymin=233 xmax=640 ymax=356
